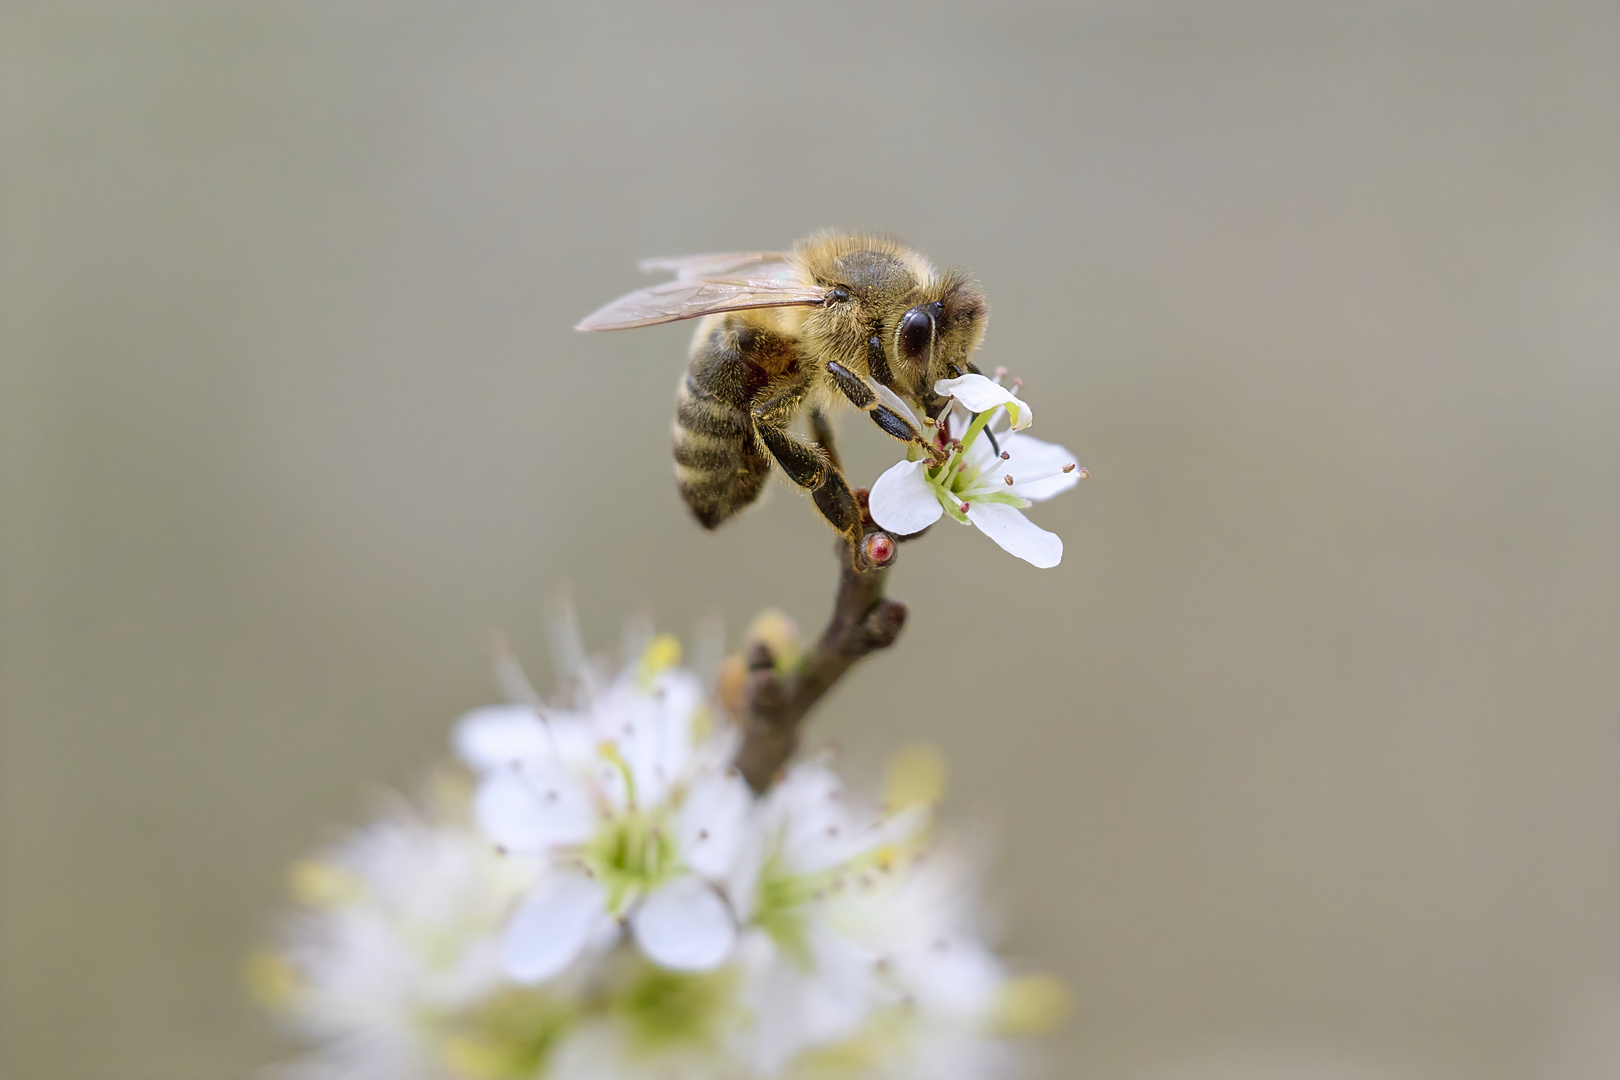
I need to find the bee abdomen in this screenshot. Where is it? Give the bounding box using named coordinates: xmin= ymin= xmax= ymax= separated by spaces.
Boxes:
xmin=672 ymin=376 xmax=769 ymax=530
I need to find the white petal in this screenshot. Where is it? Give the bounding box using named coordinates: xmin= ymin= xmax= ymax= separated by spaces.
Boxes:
xmin=502 ymin=871 xmax=606 ymax=983
xmin=632 ymin=876 xmax=736 ymax=971
xmin=724 ymin=819 xmax=768 ymax=924
xmin=896 ymin=935 xmax=1004 ymax=1016
xmin=772 ymin=767 xmax=860 ymax=875
xmin=453 ymin=706 xmax=550 ymax=770
xmin=742 ymin=928 xmax=876 ymax=1073
xmin=934 ymin=373 xmax=1032 ymax=430
xmin=1001 ymin=432 xmax=1082 ymax=502
xmin=473 ymin=769 xmax=595 ymax=852
xmin=865 ymin=376 xmax=921 ymax=430
xmin=943 ymin=400 xmax=974 ymax=442
xmin=965 ymin=501 xmax=1063 ymax=567
xmin=869 ymin=460 xmax=944 ymax=535
xmin=592 ymin=670 xmax=705 ymax=810
xmin=677 ymin=771 xmax=752 ymax=879
xmin=455 ymin=705 xmax=598 ymax=773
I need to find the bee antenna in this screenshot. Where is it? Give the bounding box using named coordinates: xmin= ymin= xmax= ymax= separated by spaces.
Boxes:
xmin=977 ymin=414 xmax=1001 ymax=458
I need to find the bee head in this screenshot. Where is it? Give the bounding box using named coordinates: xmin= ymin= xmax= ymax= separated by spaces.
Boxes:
xmin=889 ymin=273 xmax=989 ymax=405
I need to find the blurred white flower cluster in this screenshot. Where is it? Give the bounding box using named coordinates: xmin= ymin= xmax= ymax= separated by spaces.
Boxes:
xmin=256 ymin=626 xmax=1064 ymax=1079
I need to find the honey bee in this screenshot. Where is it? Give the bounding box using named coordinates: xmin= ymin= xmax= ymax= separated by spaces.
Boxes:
xmin=576 ymin=231 xmax=990 ymax=548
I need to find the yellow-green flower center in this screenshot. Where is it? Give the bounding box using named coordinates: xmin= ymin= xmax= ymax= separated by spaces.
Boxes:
xmin=441 ymin=988 xmax=574 ymax=1080
xmin=583 ymin=811 xmax=676 ymax=915
xmin=614 ymin=963 xmax=738 ymax=1056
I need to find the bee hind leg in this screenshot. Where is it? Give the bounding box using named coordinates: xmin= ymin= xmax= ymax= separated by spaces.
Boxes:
xmin=808 ymin=407 xmax=842 ymax=474
xmin=756 ymin=421 xmax=861 ymax=543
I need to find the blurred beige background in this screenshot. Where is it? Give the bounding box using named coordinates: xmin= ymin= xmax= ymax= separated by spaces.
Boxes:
xmin=4 ymin=3 xmax=1620 ymax=1078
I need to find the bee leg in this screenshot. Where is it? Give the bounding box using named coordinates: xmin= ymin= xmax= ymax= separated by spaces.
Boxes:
xmin=808 ymin=407 xmax=842 ymax=474
xmin=756 ymin=422 xmax=861 ymax=542
xmin=824 ymin=360 xmax=937 ymax=459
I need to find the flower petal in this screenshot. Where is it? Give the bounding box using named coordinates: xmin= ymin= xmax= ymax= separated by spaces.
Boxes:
xmin=453 ymin=706 xmax=550 ymax=771
xmin=453 ymin=705 xmax=592 ymax=773
xmin=677 ymin=771 xmax=752 ymax=880
xmin=632 ymin=876 xmax=736 ymax=971
xmin=502 ymin=871 xmax=605 ymax=983
xmin=454 ymin=705 xmax=596 ymax=773
xmin=895 ymin=934 xmax=1004 ymax=1016
xmin=964 ymin=501 xmax=1063 ymax=567
xmin=1001 ymin=432 xmax=1082 ymax=502
xmin=742 ymin=927 xmax=877 ymax=1073
xmin=473 ymin=768 xmax=596 ymax=852
xmin=934 ymin=373 xmax=1032 ymax=430
xmin=865 ymin=376 xmax=921 ymax=431
xmin=869 ymin=460 xmax=944 ymax=535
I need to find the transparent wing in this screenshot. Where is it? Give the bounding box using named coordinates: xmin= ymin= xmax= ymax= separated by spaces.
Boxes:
xmin=575 ymin=259 xmax=826 ymax=331
xmin=637 ymin=251 xmax=791 ymax=281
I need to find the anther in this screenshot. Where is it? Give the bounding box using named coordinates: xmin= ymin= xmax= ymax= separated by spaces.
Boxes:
xmin=698 ymin=828 xmax=709 ymax=841
xmin=1012 ymin=377 xmax=1023 ymax=391
xmin=922 ymin=416 xmax=936 ymax=427
xmin=994 ymin=366 xmax=1008 ymax=381
xmin=959 ymin=501 xmax=970 ymax=514
xmin=1062 ymin=463 xmax=1076 ymax=473
xmin=1000 ymin=450 xmax=1010 ymax=460
xmin=1078 ymin=466 xmax=1090 ymax=479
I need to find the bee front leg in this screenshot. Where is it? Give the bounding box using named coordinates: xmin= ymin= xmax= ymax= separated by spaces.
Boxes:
xmin=824 ymin=360 xmax=942 ymax=462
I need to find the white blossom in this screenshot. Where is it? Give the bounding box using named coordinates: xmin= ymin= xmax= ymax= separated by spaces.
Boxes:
xmin=261 ymin=627 xmax=1063 ymax=1079
xmin=869 ymin=373 xmax=1083 ymax=568
xmin=723 ymin=762 xmax=921 ymax=1071
xmin=257 ymin=782 xmax=570 ymax=1080
xmin=456 ymin=635 xmax=753 ymax=984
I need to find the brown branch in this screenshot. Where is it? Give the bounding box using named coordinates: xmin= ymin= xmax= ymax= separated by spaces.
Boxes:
xmin=734 ymin=528 xmax=907 ymax=793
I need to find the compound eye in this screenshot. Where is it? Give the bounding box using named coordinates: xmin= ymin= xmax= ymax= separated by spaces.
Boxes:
xmin=897 ymin=305 xmax=936 ymax=366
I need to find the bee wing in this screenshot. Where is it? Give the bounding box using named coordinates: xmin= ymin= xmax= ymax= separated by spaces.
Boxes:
xmin=637 ymin=251 xmax=791 ymax=281
xmin=575 ymin=262 xmax=827 ymax=332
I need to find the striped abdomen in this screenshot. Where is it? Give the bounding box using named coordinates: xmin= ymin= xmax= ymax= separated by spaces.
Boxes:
xmin=672 ymin=317 xmax=784 ymax=529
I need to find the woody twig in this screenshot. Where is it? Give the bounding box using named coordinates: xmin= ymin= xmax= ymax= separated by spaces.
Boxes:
xmin=732 ymin=525 xmax=906 ymax=793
